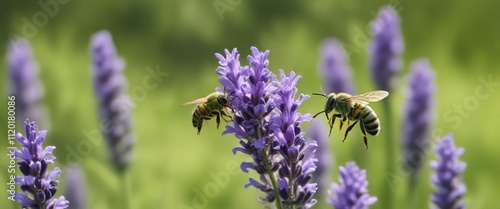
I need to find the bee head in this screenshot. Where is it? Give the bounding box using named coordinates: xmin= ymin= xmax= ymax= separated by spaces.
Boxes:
xmin=325 ymin=93 xmax=336 ymax=113
xmin=217 ymin=95 xmax=229 ymax=106
xmin=312 ymin=92 xmax=334 ymax=119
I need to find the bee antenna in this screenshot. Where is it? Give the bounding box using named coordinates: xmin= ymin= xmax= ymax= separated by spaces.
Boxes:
xmin=312 ymin=93 xmax=327 ymax=98
xmin=313 ymin=110 xmax=325 ymax=118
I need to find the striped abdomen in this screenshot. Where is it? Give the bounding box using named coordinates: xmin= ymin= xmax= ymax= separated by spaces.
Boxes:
xmin=350 ymin=104 xmax=380 ymax=136
xmin=192 ymin=104 xmax=214 ymax=127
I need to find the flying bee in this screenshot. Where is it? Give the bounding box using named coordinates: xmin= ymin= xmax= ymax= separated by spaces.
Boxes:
xmin=313 ymin=90 xmax=389 ymax=149
xmin=183 ymin=92 xmax=234 ymax=135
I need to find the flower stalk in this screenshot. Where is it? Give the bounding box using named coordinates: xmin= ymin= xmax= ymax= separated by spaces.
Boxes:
xmin=368 ymin=6 xmax=404 ymax=209
xmin=217 ymin=47 xmax=317 ymax=208
xmin=430 ymin=134 xmax=466 ymax=209
xmin=90 ymin=30 xmax=135 ymax=172
xmin=13 ymin=120 xmax=68 ymax=209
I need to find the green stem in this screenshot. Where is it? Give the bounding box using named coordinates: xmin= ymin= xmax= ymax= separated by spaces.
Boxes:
xmin=382 ymin=98 xmax=395 ymax=209
xmin=120 ymin=170 xmax=132 ymax=209
xmin=261 ymin=149 xmax=284 ymax=209
xmin=290 ymin=162 xmax=296 ymax=199
xmin=408 ymin=177 xmax=417 ymax=209
xmin=255 ymin=118 xmax=283 ymax=209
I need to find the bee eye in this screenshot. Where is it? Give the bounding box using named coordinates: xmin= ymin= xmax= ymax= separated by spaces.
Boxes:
xmin=327 ymin=97 xmax=336 ymax=111
xmin=218 ymin=97 xmax=228 ymax=105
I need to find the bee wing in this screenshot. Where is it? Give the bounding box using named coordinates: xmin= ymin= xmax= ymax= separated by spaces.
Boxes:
xmin=182 ymin=97 xmax=207 ymax=105
xmin=348 ymin=90 xmax=389 ymax=105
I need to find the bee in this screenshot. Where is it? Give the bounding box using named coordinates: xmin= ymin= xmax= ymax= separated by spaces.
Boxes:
xmin=312 ymin=90 xmax=389 ymax=149
xmin=183 ymin=92 xmax=234 ymax=135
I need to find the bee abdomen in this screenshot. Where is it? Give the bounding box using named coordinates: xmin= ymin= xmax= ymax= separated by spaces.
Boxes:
xmin=361 ymin=106 xmax=380 ymax=136
xmin=192 ymin=107 xmax=201 ymax=127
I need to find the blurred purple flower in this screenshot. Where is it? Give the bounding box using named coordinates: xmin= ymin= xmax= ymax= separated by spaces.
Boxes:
xmin=401 ymin=58 xmax=435 ymax=178
xmin=307 ymin=118 xmax=332 ymax=201
xmin=272 ymin=70 xmax=318 ymax=208
xmin=327 ymin=162 xmax=377 ymax=209
xmin=7 ymin=38 xmax=49 ymax=129
xmin=430 ymin=134 xmax=466 ymax=209
xmin=368 ymin=6 xmax=404 ymax=92
xmin=217 ymin=47 xmax=318 ymax=208
xmin=65 ymin=166 xmax=87 ymax=209
xmin=13 ymin=120 xmax=68 ymax=209
xmin=319 ymin=38 xmax=355 ymax=94
xmin=91 ymin=30 xmax=135 ymax=171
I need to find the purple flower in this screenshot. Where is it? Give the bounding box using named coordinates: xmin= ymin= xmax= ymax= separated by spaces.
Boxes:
xmin=7 ymin=38 xmax=49 ymax=129
xmin=217 ymin=47 xmax=318 ymax=208
xmin=368 ymin=6 xmax=404 ymax=92
xmin=430 ymin=134 xmax=466 ymax=209
xmin=65 ymin=166 xmax=87 ymax=209
xmin=327 ymin=162 xmax=377 ymax=209
xmin=91 ymin=30 xmax=135 ymax=171
xmin=307 ymin=119 xmax=332 ymax=200
xmin=272 ymin=70 xmax=318 ymax=208
xmin=216 ymin=47 xmax=279 ymax=203
xmin=13 ymin=120 xmax=68 ymax=209
xmin=319 ymin=38 xmax=355 ymax=94
xmin=401 ymin=58 xmax=435 ymax=178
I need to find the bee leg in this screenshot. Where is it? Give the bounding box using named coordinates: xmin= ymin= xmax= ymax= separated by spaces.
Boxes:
xmin=214 ymin=112 xmax=221 ymax=129
xmin=343 ymin=120 xmax=359 ymax=142
xmin=328 ymin=114 xmax=340 ymax=137
xmin=197 ymin=119 xmax=203 ymax=135
xmin=328 ymin=114 xmax=341 ymax=137
xmin=359 ymin=117 xmax=368 ymax=150
xmin=328 ymin=117 xmax=335 ymax=137
xmin=221 ymin=110 xmax=232 ymax=122
xmin=346 ymin=120 xmax=351 ymax=130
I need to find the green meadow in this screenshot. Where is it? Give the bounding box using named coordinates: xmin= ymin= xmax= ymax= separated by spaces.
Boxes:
xmin=1 ymin=1 xmax=499 ymax=208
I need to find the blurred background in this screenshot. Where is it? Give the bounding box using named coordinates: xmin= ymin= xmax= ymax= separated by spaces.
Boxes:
xmin=1 ymin=0 xmax=499 ymax=208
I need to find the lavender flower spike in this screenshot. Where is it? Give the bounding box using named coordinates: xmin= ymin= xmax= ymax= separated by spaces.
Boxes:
xmin=307 ymin=119 xmax=332 ymax=200
xmin=319 ymin=38 xmax=355 ymax=94
xmin=7 ymin=38 xmax=49 ymax=129
xmin=368 ymin=6 xmax=404 ymax=91
xmin=13 ymin=120 xmax=69 ymax=209
xmin=430 ymin=134 xmax=466 ymax=209
xmin=217 ymin=47 xmax=318 ymax=208
xmin=273 ymin=70 xmax=318 ymax=208
xmin=91 ymin=30 xmax=135 ymax=171
xmin=402 ymin=58 xmax=435 ymax=178
xmin=327 ymin=162 xmax=377 ymax=209
xmin=65 ymin=165 xmax=87 ymax=209
xmin=216 ymin=47 xmax=280 ymax=203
